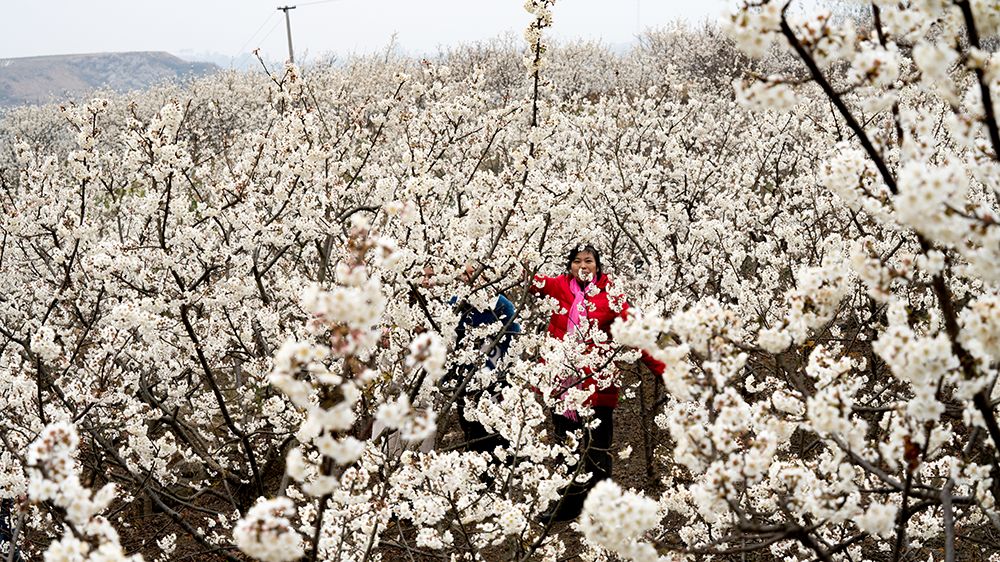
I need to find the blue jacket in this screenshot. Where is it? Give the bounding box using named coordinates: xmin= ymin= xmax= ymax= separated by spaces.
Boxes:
xmin=452 ymin=294 xmax=521 ymax=370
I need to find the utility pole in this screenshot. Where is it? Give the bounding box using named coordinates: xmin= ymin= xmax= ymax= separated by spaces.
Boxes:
xmin=277 ymin=5 xmax=297 ymax=63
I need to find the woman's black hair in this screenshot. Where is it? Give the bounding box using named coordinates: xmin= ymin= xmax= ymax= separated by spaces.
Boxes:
xmin=565 ymin=244 xmax=603 ymax=278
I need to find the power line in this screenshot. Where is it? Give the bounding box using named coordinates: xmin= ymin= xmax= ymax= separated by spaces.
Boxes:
xmin=258 ymin=18 xmax=285 ymax=50
xmin=297 ymin=0 xmax=346 ymax=6
xmin=231 ymin=11 xmax=277 ymax=66
xmin=232 ymin=0 xmax=350 ymax=67
xmin=277 ymin=1 xmax=349 ymax=64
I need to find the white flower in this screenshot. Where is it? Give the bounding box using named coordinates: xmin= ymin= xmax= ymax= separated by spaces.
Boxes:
xmin=850 ymin=44 xmax=900 ymax=87
xmin=30 ymin=326 xmax=61 ymax=362
xmin=959 ymin=294 xmax=1000 ymax=364
xmin=580 ymin=480 xmax=661 ymax=562
xmin=376 ymin=394 xmax=412 ymax=429
xmin=415 ymin=527 xmax=444 ymax=549
xmin=734 ymin=79 xmax=797 ymax=111
xmin=28 ymin=423 xmax=138 ymax=559
xmin=156 ymin=533 xmax=177 ymax=558
xmin=857 ymin=502 xmax=898 ymax=538
xmin=43 ymin=535 xmax=90 ymax=562
xmin=315 ymin=435 xmax=366 ymax=464
xmin=771 ymin=390 xmax=805 ymax=416
xmin=497 ymin=505 xmax=527 ymax=535
xmin=407 ymin=332 xmax=447 ymax=384
xmin=912 ymin=41 xmax=958 ymax=82
xmin=757 ymin=327 xmax=791 ymax=353
xmin=234 ymin=497 xmax=304 ymax=562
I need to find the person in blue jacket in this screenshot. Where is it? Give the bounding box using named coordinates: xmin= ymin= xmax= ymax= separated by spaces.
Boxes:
xmin=448 ymin=263 xmax=521 ymax=456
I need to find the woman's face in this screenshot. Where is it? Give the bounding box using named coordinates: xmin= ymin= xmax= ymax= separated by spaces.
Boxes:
xmin=570 ymin=251 xmax=597 ymax=282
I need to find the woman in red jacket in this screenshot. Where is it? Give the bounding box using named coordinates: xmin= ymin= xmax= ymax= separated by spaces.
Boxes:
xmin=530 ymin=244 xmax=665 ymax=521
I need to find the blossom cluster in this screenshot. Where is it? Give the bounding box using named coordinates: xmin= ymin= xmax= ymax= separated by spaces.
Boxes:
xmin=26 ymin=423 xmax=140 ymax=562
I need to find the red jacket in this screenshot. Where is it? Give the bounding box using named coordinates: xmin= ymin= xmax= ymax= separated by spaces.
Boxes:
xmin=531 ymin=272 xmax=665 ymax=408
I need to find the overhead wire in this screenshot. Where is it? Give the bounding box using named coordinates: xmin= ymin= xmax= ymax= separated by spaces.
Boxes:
xmin=258 ymin=18 xmax=285 ymax=46
xmin=231 ymin=11 xmax=278 ymax=66
xmin=296 ymin=0 xmax=348 ymax=7
xmin=231 ymin=0 xmax=349 ymax=67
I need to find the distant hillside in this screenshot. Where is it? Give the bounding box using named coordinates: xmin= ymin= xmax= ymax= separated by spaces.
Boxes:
xmin=0 ymin=51 xmax=218 ymax=107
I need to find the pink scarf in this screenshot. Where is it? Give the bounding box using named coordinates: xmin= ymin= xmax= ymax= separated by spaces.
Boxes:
xmin=565 ymin=276 xmax=590 ymax=337
xmin=558 ymin=276 xmax=592 ymax=421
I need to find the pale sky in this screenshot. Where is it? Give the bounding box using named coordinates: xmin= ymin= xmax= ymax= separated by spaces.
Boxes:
xmin=2 ymin=0 xmax=727 ymax=64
